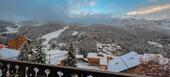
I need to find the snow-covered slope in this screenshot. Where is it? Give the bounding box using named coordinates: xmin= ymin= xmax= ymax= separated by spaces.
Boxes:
xmin=41 ymin=26 xmax=69 ymax=48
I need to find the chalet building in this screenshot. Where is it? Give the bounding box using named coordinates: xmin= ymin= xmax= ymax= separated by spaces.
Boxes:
xmin=85 ymin=52 xmax=141 ymax=71
xmin=86 ymin=53 xmax=112 ymax=71
xmin=87 ymin=53 xmax=100 ymax=65
xmin=97 ymin=42 xmax=122 ymax=55
xmin=99 ymin=57 xmax=108 ymax=71
xmin=7 ymin=35 xmax=31 ymax=50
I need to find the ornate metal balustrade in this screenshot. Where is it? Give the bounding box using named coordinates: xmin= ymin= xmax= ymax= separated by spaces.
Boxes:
xmin=0 ymin=59 xmax=143 ymax=77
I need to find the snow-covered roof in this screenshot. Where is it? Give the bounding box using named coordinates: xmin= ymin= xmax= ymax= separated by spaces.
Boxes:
xmin=98 ymin=52 xmax=107 ymax=57
xmin=108 ymin=51 xmax=140 ymax=72
xmin=108 ymin=57 xmax=128 ymax=72
xmin=77 ymin=62 xmax=100 ymax=70
xmin=76 ymin=55 xmax=84 ymax=59
xmin=0 ymin=48 xmax=20 ymax=59
xmin=72 ymin=31 xmax=78 ymax=36
xmin=87 ymin=53 xmax=98 ymax=58
xmin=121 ymin=51 xmax=139 ymax=68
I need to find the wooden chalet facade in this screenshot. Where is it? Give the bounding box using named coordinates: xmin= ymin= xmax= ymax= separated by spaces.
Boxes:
xmin=7 ymin=35 xmax=30 ymax=50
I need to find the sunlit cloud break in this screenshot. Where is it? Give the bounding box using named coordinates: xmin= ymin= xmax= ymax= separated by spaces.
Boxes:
xmin=127 ymin=4 xmax=170 ymax=16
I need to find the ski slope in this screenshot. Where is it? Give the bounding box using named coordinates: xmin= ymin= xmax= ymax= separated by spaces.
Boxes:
xmin=41 ymin=26 xmax=69 ymax=48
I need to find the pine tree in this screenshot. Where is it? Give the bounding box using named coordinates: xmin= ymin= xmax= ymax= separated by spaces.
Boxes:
xmin=32 ymin=38 xmax=46 ymax=63
xmin=0 ymin=34 xmax=3 ymax=44
xmin=50 ymin=42 xmax=56 ymax=50
xmin=64 ymin=43 xmax=76 ymax=67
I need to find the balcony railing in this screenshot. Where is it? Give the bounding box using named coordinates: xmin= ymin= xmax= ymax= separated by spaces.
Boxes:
xmin=0 ymin=59 xmax=143 ymax=77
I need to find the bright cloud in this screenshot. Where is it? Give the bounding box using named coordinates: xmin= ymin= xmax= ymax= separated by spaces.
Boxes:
xmin=126 ymin=4 xmax=170 ymax=16
xmin=89 ymin=1 xmax=96 ymax=7
xmin=67 ymin=0 xmax=98 ymax=18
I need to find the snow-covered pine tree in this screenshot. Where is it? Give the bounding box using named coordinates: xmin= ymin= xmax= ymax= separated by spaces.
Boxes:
xmin=64 ymin=43 xmax=76 ymax=67
xmin=32 ymin=35 xmax=46 ymax=63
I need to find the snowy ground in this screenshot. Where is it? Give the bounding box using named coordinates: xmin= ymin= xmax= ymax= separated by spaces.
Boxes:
xmin=3 ymin=24 xmax=21 ymax=34
xmin=41 ymin=26 xmax=69 ymax=65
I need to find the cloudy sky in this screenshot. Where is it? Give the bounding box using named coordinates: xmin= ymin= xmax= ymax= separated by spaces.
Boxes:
xmin=0 ymin=0 xmax=170 ymax=23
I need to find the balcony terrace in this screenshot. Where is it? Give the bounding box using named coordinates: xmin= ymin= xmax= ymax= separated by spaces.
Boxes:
xmin=0 ymin=59 xmax=144 ymax=77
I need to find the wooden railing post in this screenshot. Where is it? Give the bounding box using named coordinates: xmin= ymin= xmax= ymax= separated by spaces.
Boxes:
xmin=18 ymin=64 xmax=26 ymax=77
xmin=1 ymin=61 xmax=7 ymax=77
